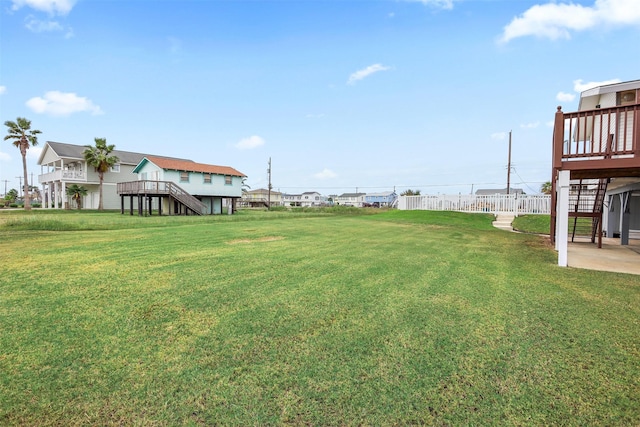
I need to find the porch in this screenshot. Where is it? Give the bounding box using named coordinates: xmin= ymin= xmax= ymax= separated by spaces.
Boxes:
xmin=568 ymin=237 xmax=640 ymax=275
xmin=551 ymin=97 xmax=640 ymax=266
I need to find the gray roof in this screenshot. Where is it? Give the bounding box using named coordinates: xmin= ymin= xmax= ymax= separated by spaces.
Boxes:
xmin=475 ymin=188 xmax=525 ymax=196
xmin=42 ymin=141 xmax=192 ymax=166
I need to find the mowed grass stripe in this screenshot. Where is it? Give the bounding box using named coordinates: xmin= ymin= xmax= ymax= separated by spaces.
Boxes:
xmin=0 ymin=210 xmax=638 ymax=425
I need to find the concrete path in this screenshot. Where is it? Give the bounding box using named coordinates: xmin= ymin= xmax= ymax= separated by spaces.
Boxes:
xmin=492 ymin=214 xmax=515 ymax=232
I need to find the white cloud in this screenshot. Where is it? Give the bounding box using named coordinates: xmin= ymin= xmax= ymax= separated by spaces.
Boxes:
xmin=0 ymin=151 xmax=12 ymax=162
xmin=491 ymin=132 xmax=507 ymax=140
xmin=235 ymin=135 xmax=265 ymax=150
xmin=314 ymin=168 xmax=337 ymax=179
xmin=404 ymin=0 xmax=456 ymax=10
xmin=12 ymin=0 xmax=76 ymax=15
xmin=0 ymin=86 xmax=6 ymax=95
xmin=556 ymin=91 xmax=576 ymax=102
xmin=347 ymin=64 xmax=391 ymax=85
xmin=499 ymin=0 xmax=640 ymax=43
xmin=26 ymin=91 xmax=104 ymax=116
xmin=520 ymin=121 xmax=540 ymax=129
xmin=25 ymin=16 xmax=63 ymax=32
xmin=573 ymin=78 xmax=621 ymax=93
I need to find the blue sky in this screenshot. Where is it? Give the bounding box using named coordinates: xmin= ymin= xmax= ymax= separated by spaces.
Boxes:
xmin=1 ymin=0 xmax=639 ymax=196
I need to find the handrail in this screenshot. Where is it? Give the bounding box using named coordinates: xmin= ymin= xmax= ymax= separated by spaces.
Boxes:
xmin=554 ymin=103 xmax=639 ymax=161
xmin=117 ymin=180 xmax=207 ymax=215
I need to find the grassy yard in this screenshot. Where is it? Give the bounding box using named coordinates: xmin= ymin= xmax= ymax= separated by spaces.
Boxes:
xmin=0 ymin=209 xmax=638 ymax=425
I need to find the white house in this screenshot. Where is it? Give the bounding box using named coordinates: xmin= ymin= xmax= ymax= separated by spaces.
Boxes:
xmin=282 ymin=191 xmax=326 ymax=207
xmin=335 ymin=192 xmax=366 ymax=207
xmin=551 ymin=79 xmax=640 ymax=266
xmin=37 ymin=141 xmax=164 ymax=209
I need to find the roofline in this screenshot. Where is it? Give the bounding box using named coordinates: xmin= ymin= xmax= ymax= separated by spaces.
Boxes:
xmin=580 ymin=79 xmax=640 ymax=98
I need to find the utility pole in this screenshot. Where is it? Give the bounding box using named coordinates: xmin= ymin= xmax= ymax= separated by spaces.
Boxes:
xmin=507 ymin=130 xmax=512 ymax=195
xmin=15 ymin=176 xmax=23 ymax=197
xmin=2 ymin=180 xmax=8 ymax=197
xmin=267 ymin=157 xmax=272 ymax=210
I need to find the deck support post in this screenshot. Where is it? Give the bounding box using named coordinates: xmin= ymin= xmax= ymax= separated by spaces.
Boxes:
xmin=556 ymin=170 xmax=570 ymax=267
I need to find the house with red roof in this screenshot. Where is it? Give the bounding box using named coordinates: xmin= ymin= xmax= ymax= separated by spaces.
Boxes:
xmin=120 ymin=156 xmax=246 ymax=215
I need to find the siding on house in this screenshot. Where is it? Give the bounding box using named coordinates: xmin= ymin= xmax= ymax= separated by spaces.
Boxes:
xmin=133 ymin=156 xmax=246 ymax=198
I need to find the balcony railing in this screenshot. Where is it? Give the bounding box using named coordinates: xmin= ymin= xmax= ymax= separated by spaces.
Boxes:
xmin=553 ymin=104 xmax=640 ymax=175
xmin=38 ymin=170 xmax=87 ymax=183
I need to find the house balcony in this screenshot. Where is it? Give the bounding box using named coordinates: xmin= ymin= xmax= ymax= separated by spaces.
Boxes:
xmin=552 ymin=103 xmax=640 ymax=179
xmin=38 ymin=170 xmax=87 ymax=184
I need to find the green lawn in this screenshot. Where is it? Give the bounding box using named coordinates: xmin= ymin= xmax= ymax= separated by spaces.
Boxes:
xmin=1 ymin=209 xmax=638 ymax=425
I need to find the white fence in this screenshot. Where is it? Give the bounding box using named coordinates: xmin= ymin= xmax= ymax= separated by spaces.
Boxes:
xmin=398 ymin=194 xmax=551 ymax=215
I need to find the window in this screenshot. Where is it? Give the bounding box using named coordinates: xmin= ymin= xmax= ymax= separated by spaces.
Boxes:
xmin=225 ymin=175 xmax=232 ymax=185
xmin=204 ymin=174 xmax=211 ymax=183
xmin=180 ymin=171 xmax=189 ymax=182
xmin=111 ymin=164 xmax=120 ymax=173
xmin=140 ymin=172 xmax=148 ymax=180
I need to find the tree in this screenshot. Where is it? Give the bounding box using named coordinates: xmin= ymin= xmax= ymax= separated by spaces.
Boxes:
xmin=4 ymin=117 xmax=41 ymax=210
xmin=4 ymin=188 xmax=18 ymax=206
xmin=401 ymin=189 xmax=421 ymax=196
xmin=241 ymin=177 xmax=251 ymax=195
xmin=83 ymin=138 xmax=119 ymax=211
xmin=67 ymin=184 xmax=88 ymax=210
xmin=540 ymin=181 xmax=552 ymax=195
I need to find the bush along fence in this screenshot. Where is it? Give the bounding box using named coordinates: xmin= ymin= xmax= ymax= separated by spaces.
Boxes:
xmin=398 ymin=194 xmax=551 ymax=216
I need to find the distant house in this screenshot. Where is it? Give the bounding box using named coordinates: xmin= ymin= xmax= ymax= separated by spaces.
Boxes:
xmin=282 ymin=191 xmax=326 ymax=207
xmin=335 ymin=192 xmax=366 ymax=207
xmin=241 ymin=188 xmax=283 ymax=208
xmin=475 ymin=188 xmax=525 ymax=196
xmin=120 ymin=156 xmax=246 ymax=215
xmin=365 ymin=191 xmax=397 ymax=207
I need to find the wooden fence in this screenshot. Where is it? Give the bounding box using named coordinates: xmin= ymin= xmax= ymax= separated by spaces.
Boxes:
xmin=398 ymin=194 xmax=551 ymax=215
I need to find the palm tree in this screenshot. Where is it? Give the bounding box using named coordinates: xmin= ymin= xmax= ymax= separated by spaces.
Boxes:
xmin=4 ymin=117 xmax=41 ymax=210
xmin=67 ymin=184 xmax=88 ymax=210
xmin=241 ymin=177 xmax=251 ymax=195
xmin=540 ymin=181 xmax=552 ymax=195
xmin=83 ymin=138 xmax=119 ymax=211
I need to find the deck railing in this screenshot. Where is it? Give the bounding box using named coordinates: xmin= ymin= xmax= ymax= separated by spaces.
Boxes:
xmin=117 ymin=180 xmax=207 ymax=215
xmin=553 ymin=103 xmax=640 ymax=172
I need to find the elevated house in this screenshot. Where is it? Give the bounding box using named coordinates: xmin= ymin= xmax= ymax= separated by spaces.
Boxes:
xmin=240 ymin=188 xmax=283 ymax=208
xmin=551 ymin=79 xmax=640 ymax=266
xmin=37 ymin=141 xmax=245 ymax=215
xmin=38 ymin=141 xmax=168 ymax=210
xmin=119 ymin=156 xmax=245 ymax=215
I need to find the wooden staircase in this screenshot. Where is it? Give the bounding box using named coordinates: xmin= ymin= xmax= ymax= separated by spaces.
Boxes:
xmin=570 ymin=178 xmax=609 ymax=246
xmin=117 ymin=180 xmax=207 ymax=215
